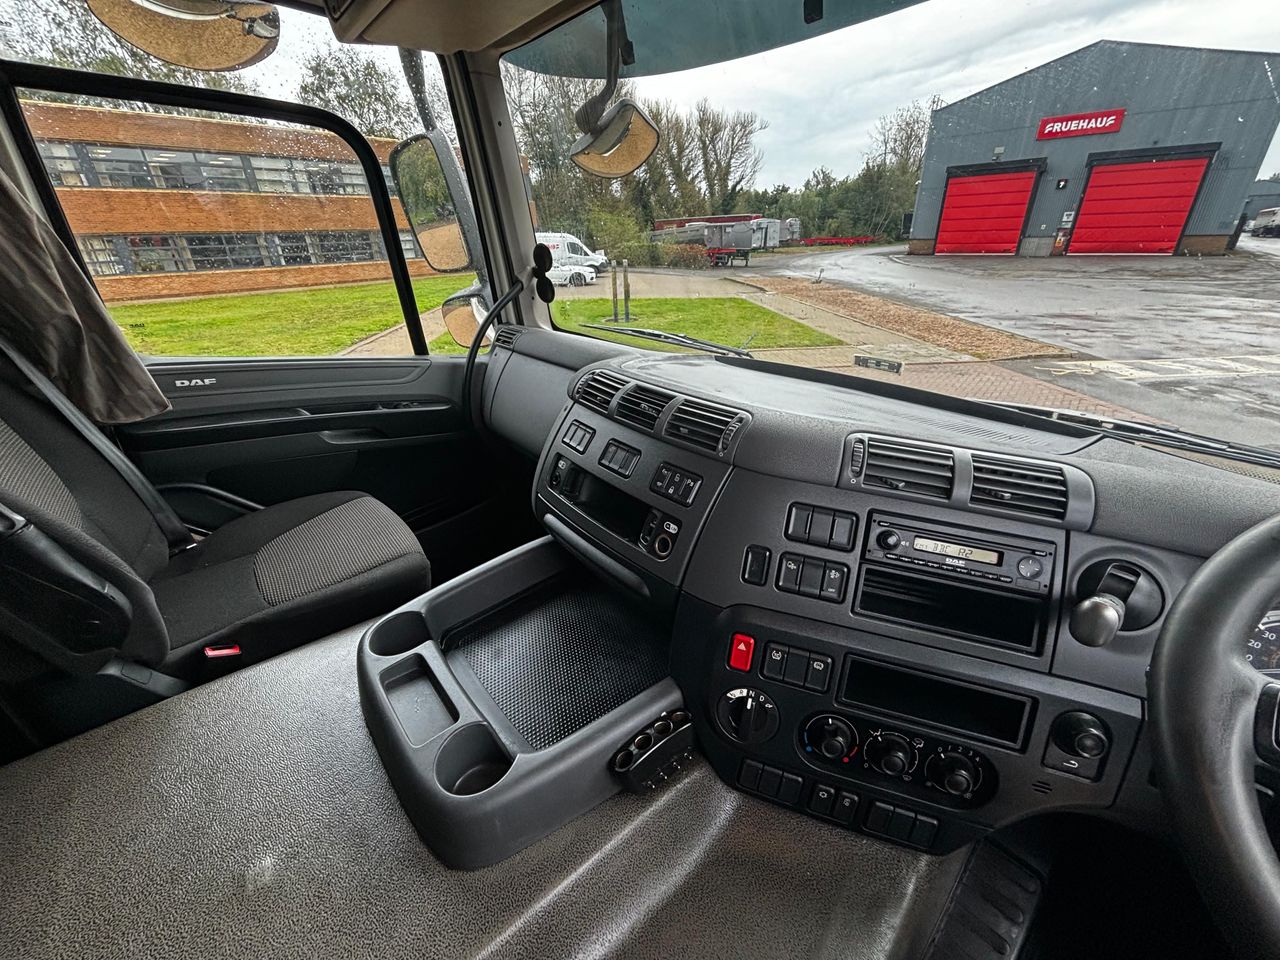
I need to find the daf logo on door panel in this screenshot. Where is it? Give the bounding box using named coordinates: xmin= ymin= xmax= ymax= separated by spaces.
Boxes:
xmin=173 ymin=378 xmax=217 ymax=387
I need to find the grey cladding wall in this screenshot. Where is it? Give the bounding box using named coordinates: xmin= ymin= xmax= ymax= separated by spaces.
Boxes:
xmin=911 ymin=41 xmax=1280 ymax=243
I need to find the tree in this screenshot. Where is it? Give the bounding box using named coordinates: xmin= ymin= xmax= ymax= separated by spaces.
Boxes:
xmin=693 ymin=99 xmax=768 ymax=214
xmin=297 ymin=48 xmax=417 ymax=139
xmin=12 ymin=0 xmax=259 ymax=102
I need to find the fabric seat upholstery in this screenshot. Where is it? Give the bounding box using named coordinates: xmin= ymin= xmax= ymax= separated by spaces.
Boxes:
xmin=0 ymin=355 xmax=430 ymax=682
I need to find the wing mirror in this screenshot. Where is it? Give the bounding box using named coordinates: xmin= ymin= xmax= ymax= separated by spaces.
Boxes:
xmin=86 ymin=0 xmax=280 ymax=71
xmin=390 ymin=133 xmax=474 ymax=274
xmin=441 ymin=289 xmax=490 ymax=349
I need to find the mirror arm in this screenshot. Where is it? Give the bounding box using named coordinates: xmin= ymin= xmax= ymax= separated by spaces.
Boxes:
xmin=573 ymin=0 xmax=628 ymax=136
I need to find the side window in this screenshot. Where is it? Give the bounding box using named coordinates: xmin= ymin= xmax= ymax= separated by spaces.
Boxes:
xmin=15 ymin=94 xmax=446 ymax=358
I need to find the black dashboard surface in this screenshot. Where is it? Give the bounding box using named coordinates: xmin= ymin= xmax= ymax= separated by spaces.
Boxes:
xmin=489 ymin=327 xmax=1280 ymax=853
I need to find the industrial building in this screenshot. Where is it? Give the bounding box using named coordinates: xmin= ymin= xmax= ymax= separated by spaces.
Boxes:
xmin=908 ymin=41 xmax=1280 ymax=256
xmin=20 ymin=101 xmax=433 ymax=301
xmin=1245 ymin=178 xmax=1280 ymax=222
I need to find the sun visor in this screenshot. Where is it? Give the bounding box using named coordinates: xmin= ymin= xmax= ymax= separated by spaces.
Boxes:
xmin=505 ymin=0 xmax=926 ymax=77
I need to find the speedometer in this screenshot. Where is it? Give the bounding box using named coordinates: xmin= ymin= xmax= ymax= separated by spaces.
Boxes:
xmin=1245 ymin=608 xmax=1280 ymax=673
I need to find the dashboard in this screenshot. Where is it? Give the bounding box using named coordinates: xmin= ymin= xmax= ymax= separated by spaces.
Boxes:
xmin=483 ymin=327 xmax=1280 ymax=854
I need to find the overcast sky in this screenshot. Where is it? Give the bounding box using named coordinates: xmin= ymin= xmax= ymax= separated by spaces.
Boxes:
xmin=49 ymin=0 xmax=1280 ymax=192
xmin=626 ymin=0 xmax=1280 ymax=185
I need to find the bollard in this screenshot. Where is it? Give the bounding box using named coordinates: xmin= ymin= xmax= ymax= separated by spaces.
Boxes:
xmin=622 ymin=259 xmax=631 ymax=323
xmin=611 ymin=260 xmax=619 ymax=322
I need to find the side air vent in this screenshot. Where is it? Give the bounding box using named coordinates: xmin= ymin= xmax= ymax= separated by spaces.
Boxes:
xmin=971 ymin=455 xmax=1069 ymax=521
xmin=863 ymin=438 xmax=954 ymax=500
xmin=575 ymin=370 xmax=628 ymax=414
xmin=615 ymin=384 xmax=676 ymax=431
xmin=665 ymin=398 xmax=745 ymax=454
xmin=493 ymin=326 xmax=521 ymax=349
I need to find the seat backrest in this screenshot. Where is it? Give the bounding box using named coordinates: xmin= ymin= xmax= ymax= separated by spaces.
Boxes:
xmin=0 ymin=355 xmax=169 ymax=670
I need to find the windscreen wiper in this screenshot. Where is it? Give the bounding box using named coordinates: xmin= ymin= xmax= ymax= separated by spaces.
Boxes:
xmin=977 ymin=400 xmax=1280 ymax=471
xmin=582 ymin=324 xmax=753 ymax=357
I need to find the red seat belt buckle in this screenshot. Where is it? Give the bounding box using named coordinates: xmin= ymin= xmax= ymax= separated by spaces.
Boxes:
xmin=203 ymin=644 xmax=242 ymax=659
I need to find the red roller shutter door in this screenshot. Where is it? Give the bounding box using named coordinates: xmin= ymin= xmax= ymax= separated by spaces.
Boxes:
xmin=1068 ymin=158 xmax=1209 ymax=254
xmin=935 ymin=171 xmax=1038 ymax=254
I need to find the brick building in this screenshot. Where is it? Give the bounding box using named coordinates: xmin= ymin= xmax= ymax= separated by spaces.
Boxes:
xmin=21 ymin=101 xmax=436 ymax=301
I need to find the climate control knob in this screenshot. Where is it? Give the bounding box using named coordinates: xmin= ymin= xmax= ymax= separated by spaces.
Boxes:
xmin=927 ymin=751 xmax=979 ymax=797
xmin=803 ymin=714 xmax=858 ymax=760
xmin=865 ymin=732 xmax=915 ymax=777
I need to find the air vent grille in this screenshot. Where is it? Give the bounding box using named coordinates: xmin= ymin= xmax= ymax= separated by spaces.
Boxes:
xmin=576 ymin=371 xmax=628 ymax=414
xmin=615 ymin=384 xmax=676 ymax=431
xmin=665 ymin=398 xmax=744 ymax=453
xmin=971 ymin=455 xmax=1068 ymax=521
xmin=494 ymin=326 xmax=521 ymax=349
xmin=863 ymin=438 xmax=954 ymax=500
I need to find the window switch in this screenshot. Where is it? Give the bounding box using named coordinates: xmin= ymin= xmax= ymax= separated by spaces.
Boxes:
xmin=742 ymin=545 xmax=770 ymax=585
xmin=758 ymin=765 xmax=783 ymax=798
xmin=808 ymin=508 xmax=834 ymax=547
xmin=778 ymin=773 xmax=803 ymax=805
xmin=798 ymin=557 xmax=824 ymax=597
xmin=785 ymin=504 xmax=812 ymax=542
xmin=830 ymin=512 xmax=857 ymax=551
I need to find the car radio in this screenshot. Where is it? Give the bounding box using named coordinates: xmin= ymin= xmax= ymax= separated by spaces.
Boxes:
xmin=864 ymin=512 xmax=1055 ymax=595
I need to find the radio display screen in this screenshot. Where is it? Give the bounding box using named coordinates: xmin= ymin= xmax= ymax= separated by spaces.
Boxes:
xmin=912 ymin=536 xmax=1002 ymax=566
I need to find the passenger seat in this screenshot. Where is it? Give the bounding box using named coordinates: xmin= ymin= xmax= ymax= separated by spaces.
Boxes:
xmin=0 ymin=351 xmax=431 ymax=685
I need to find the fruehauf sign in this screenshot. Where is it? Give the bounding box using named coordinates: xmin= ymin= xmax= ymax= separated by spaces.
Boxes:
xmin=1036 ymin=109 xmax=1126 ymax=140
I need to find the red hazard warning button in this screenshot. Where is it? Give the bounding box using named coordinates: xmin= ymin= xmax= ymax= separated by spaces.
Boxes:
xmin=728 ymin=633 xmax=755 ymax=672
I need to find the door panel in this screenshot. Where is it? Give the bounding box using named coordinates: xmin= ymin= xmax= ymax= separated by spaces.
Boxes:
xmin=935 ymin=171 xmax=1037 ymax=254
xmin=121 ymin=355 xmax=539 ymax=582
xmin=1068 ymin=158 xmax=1209 ymax=254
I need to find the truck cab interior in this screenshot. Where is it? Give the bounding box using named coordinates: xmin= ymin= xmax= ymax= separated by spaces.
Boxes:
xmin=2 ymin=1 xmax=1280 ymax=957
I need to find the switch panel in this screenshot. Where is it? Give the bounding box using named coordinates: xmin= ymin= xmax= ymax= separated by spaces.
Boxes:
xmin=785 ymin=503 xmax=858 ymax=551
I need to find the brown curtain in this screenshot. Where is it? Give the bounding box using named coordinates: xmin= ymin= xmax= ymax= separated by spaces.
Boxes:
xmin=0 ymin=165 xmax=169 ymax=424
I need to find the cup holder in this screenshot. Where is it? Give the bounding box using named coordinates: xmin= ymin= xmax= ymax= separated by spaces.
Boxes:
xmin=367 ymin=611 xmax=431 ymax=657
xmin=436 ymin=723 xmax=513 ymax=796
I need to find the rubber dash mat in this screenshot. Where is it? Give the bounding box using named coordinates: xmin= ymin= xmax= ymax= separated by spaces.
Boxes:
xmin=446 ymin=579 xmax=669 ymax=750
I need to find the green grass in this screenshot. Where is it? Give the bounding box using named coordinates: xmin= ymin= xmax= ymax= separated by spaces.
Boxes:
xmin=433 ymin=296 xmax=839 ymax=355
xmin=109 ymin=275 xmax=476 ymax=356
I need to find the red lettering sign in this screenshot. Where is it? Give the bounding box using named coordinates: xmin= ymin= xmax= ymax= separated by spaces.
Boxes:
xmin=1037 ymin=109 xmax=1126 ymax=140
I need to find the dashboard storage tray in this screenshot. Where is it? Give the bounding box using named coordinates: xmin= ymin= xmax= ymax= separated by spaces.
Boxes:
xmin=357 ymin=536 xmax=680 ymax=869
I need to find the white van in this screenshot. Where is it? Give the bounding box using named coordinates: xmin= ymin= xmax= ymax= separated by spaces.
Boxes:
xmin=536 ymin=231 xmax=608 ymax=269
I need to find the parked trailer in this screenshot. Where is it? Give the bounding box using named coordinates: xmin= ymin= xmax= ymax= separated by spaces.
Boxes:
xmin=800 ymin=235 xmax=879 ymax=246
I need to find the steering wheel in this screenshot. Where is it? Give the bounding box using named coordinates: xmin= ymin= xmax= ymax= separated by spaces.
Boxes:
xmin=1151 ymin=512 xmax=1280 ymax=956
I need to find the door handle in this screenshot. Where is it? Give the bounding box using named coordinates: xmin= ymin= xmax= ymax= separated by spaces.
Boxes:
xmin=319 ymin=428 xmax=386 ymax=445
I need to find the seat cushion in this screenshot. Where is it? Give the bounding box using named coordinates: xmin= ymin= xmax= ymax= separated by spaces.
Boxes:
xmin=151 ymin=492 xmax=429 ymax=678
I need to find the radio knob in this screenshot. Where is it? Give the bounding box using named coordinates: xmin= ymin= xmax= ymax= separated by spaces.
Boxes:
xmin=1016 ymin=556 xmax=1044 ymax=579
xmin=804 ymin=714 xmax=856 ymax=760
xmin=867 ymin=732 xmax=913 ymax=776
xmin=928 ymin=752 xmax=979 ymax=796
xmin=876 ymin=530 xmax=902 ymax=550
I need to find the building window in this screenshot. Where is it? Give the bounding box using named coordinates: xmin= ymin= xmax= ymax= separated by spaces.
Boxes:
xmin=250 ymin=155 xmax=311 ymax=194
xmin=382 ymin=164 xmax=397 ymax=197
xmin=127 ymin=236 xmax=187 ymax=273
xmin=77 ymin=237 xmax=126 ymax=275
xmin=304 ymin=161 xmax=369 ymax=196
xmin=399 ymin=229 xmax=421 ymax=259
xmin=85 ymin=145 xmax=153 ymax=188
xmin=308 ymin=230 xmax=381 ymax=263
xmin=185 ymin=233 xmax=268 ymax=270
xmin=38 ymin=142 xmax=86 ymax=186
xmin=274 ymin=231 xmax=315 ymax=265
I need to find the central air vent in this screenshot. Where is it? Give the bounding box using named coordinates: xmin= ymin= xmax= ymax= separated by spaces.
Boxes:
xmin=665 ymin=398 xmax=744 ymax=454
xmin=614 ymin=384 xmax=675 ymax=431
xmin=863 ymin=438 xmax=954 ymax=500
xmin=971 ymin=455 xmax=1068 ymax=521
xmin=576 ymin=370 xmax=628 ymax=414
xmin=493 ymin=326 xmax=521 ymax=349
